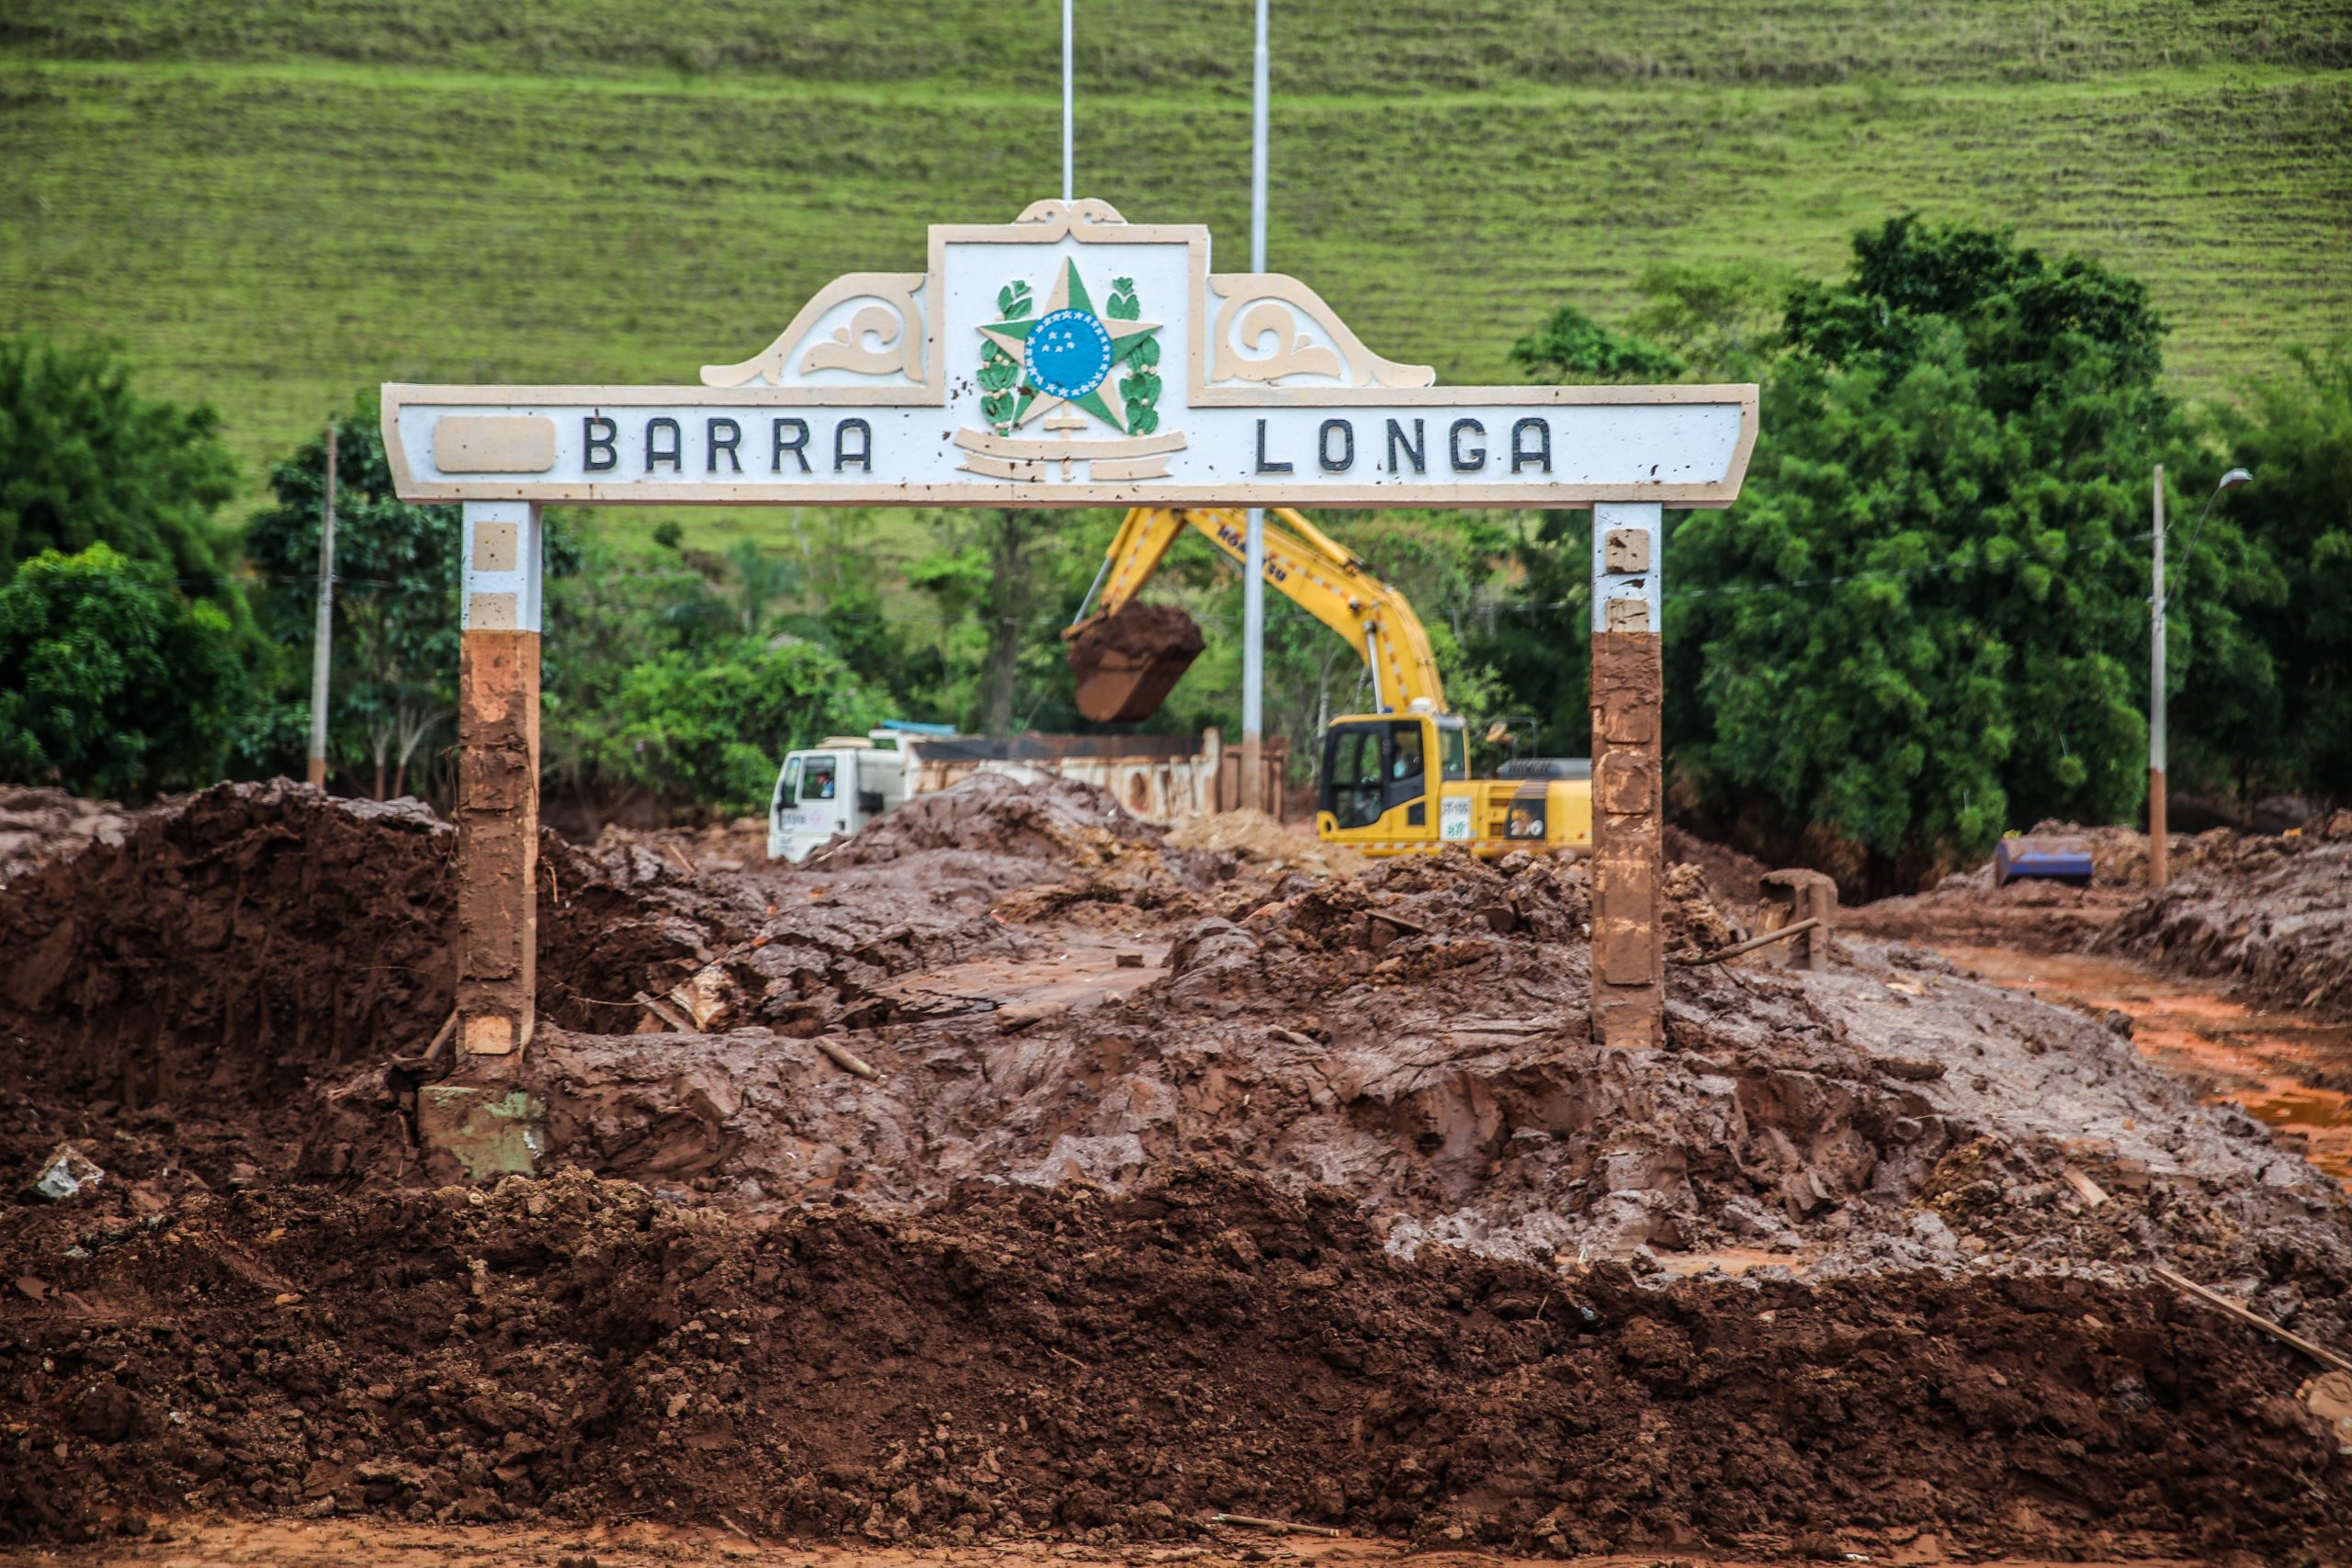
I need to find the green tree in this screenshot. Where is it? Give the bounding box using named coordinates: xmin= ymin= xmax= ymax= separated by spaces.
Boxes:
xmin=0 ymin=544 xmax=247 ymax=796
xmin=1667 ymin=216 xmax=2211 ymax=886
xmin=906 ymin=508 xmax=1119 ymax=735
xmin=539 ymin=525 xmax=721 ymax=824
xmin=243 ymin=406 xmax=467 ymax=796
xmin=2199 ymin=339 xmax=2352 ymax=796
xmin=1623 ymin=259 xmax=1794 ymax=379
xmin=0 ymin=338 xmax=244 ymax=607
xmin=1510 ymin=303 xmax=1685 ymax=384
xmin=726 ymin=536 xmax=801 ymax=636
xmin=580 ymin=637 xmax=886 ymax=816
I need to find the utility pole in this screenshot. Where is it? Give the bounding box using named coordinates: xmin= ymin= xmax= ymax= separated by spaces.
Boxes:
xmin=2148 ymin=464 xmax=2167 ymax=888
xmin=307 ymin=423 xmax=338 ymax=790
xmin=1240 ymin=0 xmax=1270 ymax=813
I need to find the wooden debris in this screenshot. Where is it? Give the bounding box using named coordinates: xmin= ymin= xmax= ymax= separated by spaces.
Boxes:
xmin=2062 ymin=1168 xmax=2110 ymax=1208
xmin=661 ymin=840 xmax=699 ymax=877
xmin=633 ymin=990 xmax=696 ymax=1034
xmin=815 ymin=1037 xmax=881 ymax=1080
xmin=1671 ymin=917 xmax=1820 ymax=967
xmin=2154 ymin=1266 xmax=2352 ymax=1375
xmin=1210 ymin=1514 xmax=1345 ymax=1538
xmin=668 ymin=963 xmax=733 ymax=1031
xmin=420 ymin=1009 xmax=459 ymax=1065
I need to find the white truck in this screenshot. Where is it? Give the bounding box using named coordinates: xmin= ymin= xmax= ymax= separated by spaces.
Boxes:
xmin=767 ymin=726 xmax=1281 ymax=862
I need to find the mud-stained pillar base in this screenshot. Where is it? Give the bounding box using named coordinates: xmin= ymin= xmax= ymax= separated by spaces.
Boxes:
xmin=1760 ymin=868 xmax=1838 ymax=972
xmin=454 ymin=502 xmax=544 ymax=1074
xmin=1590 ymin=502 xmax=1665 ymax=1047
xmin=416 ymin=1085 xmax=547 ymax=1183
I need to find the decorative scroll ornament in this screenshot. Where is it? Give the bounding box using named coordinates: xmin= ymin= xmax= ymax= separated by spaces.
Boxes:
xmin=1205 ymin=275 xmax=1433 ymax=390
xmin=699 ymin=273 xmax=927 ymax=389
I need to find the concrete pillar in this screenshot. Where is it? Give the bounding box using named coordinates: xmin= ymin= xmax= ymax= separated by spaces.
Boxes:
xmin=454 ymin=501 xmax=544 ymax=1068
xmin=1589 ymin=502 xmax=1665 ymax=1047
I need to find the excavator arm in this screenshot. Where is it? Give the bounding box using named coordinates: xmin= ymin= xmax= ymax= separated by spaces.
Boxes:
xmin=1073 ymin=505 xmax=1446 ymax=716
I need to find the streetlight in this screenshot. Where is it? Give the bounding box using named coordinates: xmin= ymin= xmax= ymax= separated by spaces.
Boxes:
xmin=2149 ymin=464 xmax=2252 ymax=887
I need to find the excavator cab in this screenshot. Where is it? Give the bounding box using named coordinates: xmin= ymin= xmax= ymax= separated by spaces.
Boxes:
xmin=1317 ymin=713 xmax=1468 ymax=842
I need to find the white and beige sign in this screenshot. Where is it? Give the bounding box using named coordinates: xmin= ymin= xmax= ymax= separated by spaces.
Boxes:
xmin=383 ymin=198 xmax=1756 ymax=511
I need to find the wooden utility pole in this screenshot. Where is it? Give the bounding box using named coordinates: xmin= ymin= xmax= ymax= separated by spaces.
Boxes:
xmin=1589 ymin=502 xmax=1666 ymax=1046
xmin=2150 ymin=465 xmax=2168 ymax=888
xmin=306 ymin=424 xmax=337 ymax=789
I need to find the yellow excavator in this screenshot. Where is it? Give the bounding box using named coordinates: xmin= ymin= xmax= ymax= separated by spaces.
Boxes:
xmin=1063 ymin=506 xmax=1593 ymax=858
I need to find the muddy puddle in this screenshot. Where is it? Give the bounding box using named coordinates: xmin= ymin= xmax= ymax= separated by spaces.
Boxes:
xmin=1936 ymin=944 xmax=2352 ymax=1181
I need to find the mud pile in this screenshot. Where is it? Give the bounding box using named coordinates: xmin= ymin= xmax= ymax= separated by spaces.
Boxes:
xmin=8 ymin=782 xmax=2352 ymax=1556
xmin=385 ymin=843 xmax=2352 ymax=1303
xmin=1839 ymin=873 xmax=2132 ymax=953
xmin=2095 ymin=831 xmax=2352 ymax=1022
xmin=0 ymin=783 xmax=765 ymax=1170
xmin=0 ymin=786 xmax=137 ymax=887
xmin=1663 ymin=823 xmax=1768 ymax=913
xmin=1166 ymin=807 xmax=1371 ymax=877
xmin=6 ymin=1168 xmax=2347 ymax=1561
xmin=593 ymin=815 xmax=772 ymax=875
xmin=814 ymin=772 xmax=1193 ymax=886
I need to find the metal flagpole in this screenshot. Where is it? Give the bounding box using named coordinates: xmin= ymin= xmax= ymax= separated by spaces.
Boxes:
xmin=1240 ymin=0 xmax=1270 ymax=813
xmin=1061 ymin=0 xmax=1074 ymax=203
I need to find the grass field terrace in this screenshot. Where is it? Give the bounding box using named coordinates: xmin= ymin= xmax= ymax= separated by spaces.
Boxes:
xmin=3 ymin=0 xmax=2347 ymax=525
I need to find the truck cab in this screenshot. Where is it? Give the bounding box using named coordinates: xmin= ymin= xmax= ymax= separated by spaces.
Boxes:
xmin=768 ymin=737 xmax=907 ymax=862
xmin=1317 ymin=709 xmax=1592 ymax=857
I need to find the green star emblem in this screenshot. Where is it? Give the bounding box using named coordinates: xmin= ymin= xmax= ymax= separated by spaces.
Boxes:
xmin=978 ymin=260 xmax=1161 ymax=434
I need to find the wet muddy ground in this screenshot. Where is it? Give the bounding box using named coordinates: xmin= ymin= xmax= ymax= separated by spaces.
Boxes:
xmin=4 ymin=782 xmax=2350 ymax=1561
xmin=1933 ymin=946 xmax=2352 ymax=1183
xmin=0 ymin=1519 xmax=2223 ymax=1568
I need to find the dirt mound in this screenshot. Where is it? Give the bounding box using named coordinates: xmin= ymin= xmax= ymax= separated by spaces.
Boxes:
xmin=818 ymin=773 xmax=1166 ymax=871
xmin=5 ymin=1167 xmax=2347 ymax=1560
xmin=591 ymin=815 xmax=771 ymax=874
xmin=1840 ymin=874 xmax=2133 ymax=953
xmin=2094 ymin=836 xmax=2352 ymax=1021
xmin=1663 ymin=824 xmax=1769 ymax=913
xmin=1166 ymin=807 xmax=1369 ymax=877
xmin=0 ymin=787 xmax=138 ymax=888
xmin=0 ymin=783 xmax=764 ymax=1168
xmin=367 ymin=847 xmax=2352 ymax=1298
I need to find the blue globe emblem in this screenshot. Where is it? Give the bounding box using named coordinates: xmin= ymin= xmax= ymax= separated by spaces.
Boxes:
xmin=1025 ymin=308 xmax=1114 ymax=400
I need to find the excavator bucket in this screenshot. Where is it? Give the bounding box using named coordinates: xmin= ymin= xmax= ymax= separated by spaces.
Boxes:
xmin=1066 ymin=602 xmax=1206 ymax=723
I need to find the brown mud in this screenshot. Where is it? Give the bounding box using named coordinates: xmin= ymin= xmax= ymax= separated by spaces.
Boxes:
xmin=0 ymin=1522 xmax=2226 ymax=1568
xmin=0 ymin=787 xmax=136 ymax=889
xmin=4 ymin=780 xmax=2351 ymax=1558
xmin=1938 ymin=946 xmax=2352 ymax=1184
xmin=2093 ymin=831 xmax=2352 ymax=1023
xmin=5 ymin=1169 xmax=2346 ymax=1562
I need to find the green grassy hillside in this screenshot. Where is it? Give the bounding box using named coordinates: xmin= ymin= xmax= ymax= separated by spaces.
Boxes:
xmin=3 ymin=1 xmax=2347 ymax=515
